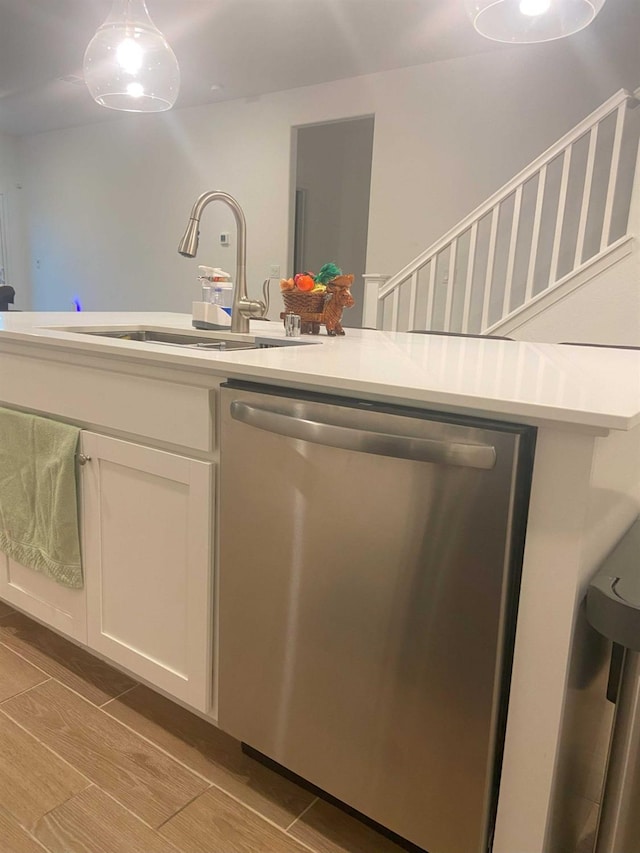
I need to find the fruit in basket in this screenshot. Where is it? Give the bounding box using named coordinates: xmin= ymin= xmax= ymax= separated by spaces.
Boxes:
xmin=315 ymin=262 xmax=342 ymax=285
xmin=295 ymin=273 xmax=315 ymax=292
xmin=281 ymin=265 xmax=338 ymax=300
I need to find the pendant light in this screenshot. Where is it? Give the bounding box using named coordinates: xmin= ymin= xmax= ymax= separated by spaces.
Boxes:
xmin=83 ymin=0 xmax=180 ymax=112
xmin=465 ymin=0 xmax=607 ymax=43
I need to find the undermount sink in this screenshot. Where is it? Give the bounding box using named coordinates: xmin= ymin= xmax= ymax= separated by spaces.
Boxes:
xmin=78 ymin=328 xmax=257 ymax=350
xmin=50 ymin=326 xmax=315 ymax=351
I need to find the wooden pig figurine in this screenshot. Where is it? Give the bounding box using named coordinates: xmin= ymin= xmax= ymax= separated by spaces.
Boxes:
xmin=323 ymin=274 xmax=355 ymax=336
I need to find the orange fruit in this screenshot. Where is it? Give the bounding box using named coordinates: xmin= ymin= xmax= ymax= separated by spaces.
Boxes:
xmin=296 ymin=274 xmax=315 ymax=292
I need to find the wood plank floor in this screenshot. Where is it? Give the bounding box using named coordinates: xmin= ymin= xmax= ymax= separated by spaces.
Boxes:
xmin=0 ymin=612 xmax=135 ymax=705
xmin=0 ymin=805 xmax=49 ymax=853
xmin=0 ymin=606 xmax=407 ymax=853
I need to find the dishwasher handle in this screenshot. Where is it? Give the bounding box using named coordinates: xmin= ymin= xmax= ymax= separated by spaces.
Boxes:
xmin=230 ymin=400 xmax=496 ymax=470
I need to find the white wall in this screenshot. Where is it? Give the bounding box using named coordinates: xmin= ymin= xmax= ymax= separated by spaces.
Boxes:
xmin=19 ymin=17 xmax=640 ymax=320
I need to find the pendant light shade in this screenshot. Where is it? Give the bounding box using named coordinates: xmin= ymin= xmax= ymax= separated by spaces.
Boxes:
xmin=83 ymin=0 xmax=180 ymax=112
xmin=465 ymin=0 xmax=607 ymax=43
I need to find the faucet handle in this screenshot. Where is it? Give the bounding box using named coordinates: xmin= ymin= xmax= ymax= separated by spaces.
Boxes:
xmin=237 ymin=279 xmax=271 ymax=322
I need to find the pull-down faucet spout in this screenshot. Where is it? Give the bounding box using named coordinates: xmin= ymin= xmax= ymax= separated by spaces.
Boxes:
xmin=178 ymin=191 xmax=267 ymax=334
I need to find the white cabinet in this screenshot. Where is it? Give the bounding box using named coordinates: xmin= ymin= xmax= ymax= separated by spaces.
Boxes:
xmin=0 ymin=551 xmax=87 ymax=642
xmin=0 ymin=419 xmax=87 ymax=642
xmin=81 ymin=432 xmax=214 ymax=713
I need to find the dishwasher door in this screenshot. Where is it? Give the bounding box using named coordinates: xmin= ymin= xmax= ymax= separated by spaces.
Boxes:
xmin=218 ymin=383 xmax=534 ymax=853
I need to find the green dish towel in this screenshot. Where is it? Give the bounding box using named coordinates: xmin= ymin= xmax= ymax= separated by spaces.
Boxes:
xmin=0 ymin=407 xmax=82 ymax=589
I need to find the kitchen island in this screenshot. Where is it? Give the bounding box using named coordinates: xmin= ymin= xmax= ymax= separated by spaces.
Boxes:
xmin=0 ymin=311 xmax=639 ymax=853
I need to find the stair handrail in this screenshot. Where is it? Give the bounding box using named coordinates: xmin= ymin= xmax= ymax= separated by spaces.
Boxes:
xmin=378 ymin=87 xmax=636 ymax=300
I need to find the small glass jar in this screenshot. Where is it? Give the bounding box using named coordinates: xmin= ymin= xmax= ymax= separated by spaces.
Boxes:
xmin=285 ymin=312 xmax=301 ymax=337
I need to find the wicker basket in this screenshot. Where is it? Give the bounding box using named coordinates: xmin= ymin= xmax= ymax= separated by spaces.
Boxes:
xmin=281 ymin=289 xmax=326 ymax=315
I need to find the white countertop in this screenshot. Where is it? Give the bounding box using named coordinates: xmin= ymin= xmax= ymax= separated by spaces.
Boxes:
xmin=1 ymin=311 xmax=639 ymax=431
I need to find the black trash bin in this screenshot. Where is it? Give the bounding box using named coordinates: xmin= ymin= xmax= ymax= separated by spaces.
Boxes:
xmin=0 ymin=285 xmax=15 ymax=310
xmin=586 ymin=517 xmax=640 ymax=853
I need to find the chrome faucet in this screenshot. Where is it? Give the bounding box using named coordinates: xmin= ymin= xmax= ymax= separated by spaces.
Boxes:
xmin=178 ymin=191 xmax=269 ymax=334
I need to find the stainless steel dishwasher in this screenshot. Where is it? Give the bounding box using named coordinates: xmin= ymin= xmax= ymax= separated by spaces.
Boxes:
xmin=219 ymin=382 xmax=535 ymax=853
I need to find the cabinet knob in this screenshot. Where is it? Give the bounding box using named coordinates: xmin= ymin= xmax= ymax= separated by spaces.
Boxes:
xmin=77 ymin=453 xmax=91 ymax=466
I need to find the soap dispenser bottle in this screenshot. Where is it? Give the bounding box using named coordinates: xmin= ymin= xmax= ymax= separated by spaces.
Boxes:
xmin=192 ymin=265 xmax=232 ymax=330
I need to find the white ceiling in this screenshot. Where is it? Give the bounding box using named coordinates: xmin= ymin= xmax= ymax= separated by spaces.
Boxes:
xmin=0 ymin=0 xmax=510 ymax=136
xmin=0 ymin=0 xmax=637 ymax=137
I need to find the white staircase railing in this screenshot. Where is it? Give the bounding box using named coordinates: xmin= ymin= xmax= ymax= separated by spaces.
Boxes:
xmin=363 ymin=88 xmax=639 ymax=333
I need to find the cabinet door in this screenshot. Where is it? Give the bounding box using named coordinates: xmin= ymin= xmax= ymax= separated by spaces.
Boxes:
xmin=0 ymin=430 xmax=86 ymax=642
xmin=81 ymin=432 xmax=213 ymax=712
xmin=0 ymin=551 xmax=87 ymax=642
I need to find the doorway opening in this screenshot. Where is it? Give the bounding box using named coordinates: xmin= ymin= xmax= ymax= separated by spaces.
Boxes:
xmin=292 ymin=116 xmax=374 ymax=327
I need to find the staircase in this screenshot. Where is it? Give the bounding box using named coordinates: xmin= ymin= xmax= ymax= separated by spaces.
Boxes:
xmin=362 ymin=89 xmax=640 ymax=339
